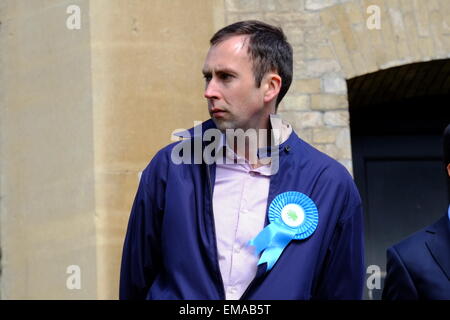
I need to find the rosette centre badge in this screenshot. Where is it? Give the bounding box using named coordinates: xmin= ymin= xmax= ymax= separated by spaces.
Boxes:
xmin=248 ymin=191 xmax=319 ymax=271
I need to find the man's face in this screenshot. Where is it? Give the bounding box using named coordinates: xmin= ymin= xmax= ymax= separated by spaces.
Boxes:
xmin=202 ymin=35 xmax=269 ymax=132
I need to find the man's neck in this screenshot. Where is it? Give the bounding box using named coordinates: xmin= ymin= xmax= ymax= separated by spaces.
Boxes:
xmin=225 ymin=117 xmax=274 ymax=168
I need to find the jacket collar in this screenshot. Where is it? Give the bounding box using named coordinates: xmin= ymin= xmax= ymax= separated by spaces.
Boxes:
xmin=425 ymin=214 xmax=450 ymax=280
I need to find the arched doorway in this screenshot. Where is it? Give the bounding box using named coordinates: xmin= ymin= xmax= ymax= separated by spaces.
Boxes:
xmin=349 ymin=58 xmax=450 ymax=299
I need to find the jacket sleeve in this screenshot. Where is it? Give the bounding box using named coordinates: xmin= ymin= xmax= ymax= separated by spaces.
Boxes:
xmin=382 ymin=246 xmax=418 ymax=300
xmin=119 ymin=154 xmax=166 ymax=300
xmin=313 ymin=200 xmax=365 ymax=299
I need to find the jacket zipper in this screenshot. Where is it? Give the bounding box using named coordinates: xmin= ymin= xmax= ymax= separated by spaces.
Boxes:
xmin=206 ymin=163 xmax=226 ymax=299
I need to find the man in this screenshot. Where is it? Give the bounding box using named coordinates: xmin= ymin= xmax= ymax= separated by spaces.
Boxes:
xmin=119 ymin=20 xmax=364 ymax=300
xmin=382 ymin=124 xmax=450 ymax=300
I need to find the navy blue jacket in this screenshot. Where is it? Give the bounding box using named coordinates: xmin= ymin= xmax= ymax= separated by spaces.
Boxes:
xmin=382 ymin=214 xmax=450 ymax=300
xmin=119 ymin=120 xmax=365 ymax=300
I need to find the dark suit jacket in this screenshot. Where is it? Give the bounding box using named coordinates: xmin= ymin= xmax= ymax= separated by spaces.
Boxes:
xmin=382 ymin=214 xmax=450 ymax=300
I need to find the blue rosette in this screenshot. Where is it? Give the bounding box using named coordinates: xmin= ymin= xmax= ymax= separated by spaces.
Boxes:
xmin=248 ymin=191 xmax=319 ymax=271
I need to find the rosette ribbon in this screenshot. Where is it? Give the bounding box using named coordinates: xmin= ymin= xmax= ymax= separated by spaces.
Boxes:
xmin=248 ymin=191 xmax=319 ymax=272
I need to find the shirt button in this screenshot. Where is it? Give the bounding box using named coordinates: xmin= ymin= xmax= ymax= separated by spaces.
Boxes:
xmin=234 ymin=245 xmax=241 ymax=254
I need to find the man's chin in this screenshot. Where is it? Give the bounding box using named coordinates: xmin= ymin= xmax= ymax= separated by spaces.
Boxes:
xmin=211 ymin=118 xmax=236 ymax=132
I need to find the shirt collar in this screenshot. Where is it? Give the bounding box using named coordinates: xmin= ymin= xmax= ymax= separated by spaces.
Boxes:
xmin=216 ymin=114 xmax=292 ymax=160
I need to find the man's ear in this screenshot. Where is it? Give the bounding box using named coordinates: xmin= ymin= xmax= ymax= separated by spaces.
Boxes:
xmin=263 ymin=73 xmax=282 ymax=104
xmin=447 ymin=163 xmax=450 ymax=178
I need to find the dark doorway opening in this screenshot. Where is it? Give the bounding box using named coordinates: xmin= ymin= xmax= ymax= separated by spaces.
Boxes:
xmin=348 ymin=58 xmax=450 ymax=300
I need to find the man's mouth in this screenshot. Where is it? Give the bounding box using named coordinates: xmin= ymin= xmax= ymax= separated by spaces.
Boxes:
xmin=210 ymin=107 xmax=227 ymax=118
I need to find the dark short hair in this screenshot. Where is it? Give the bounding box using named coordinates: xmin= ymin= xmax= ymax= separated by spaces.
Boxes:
xmin=443 ymin=123 xmax=450 ymax=168
xmin=210 ymin=20 xmax=293 ymax=108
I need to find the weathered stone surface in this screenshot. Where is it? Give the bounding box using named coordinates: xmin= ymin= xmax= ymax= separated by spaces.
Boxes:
xmin=312 ymin=127 xmax=341 ymax=143
xmin=291 ymin=78 xmax=322 ymax=94
xmin=280 ymin=94 xmax=311 ymax=111
xmin=261 ymin=0 xmax=304 ymax=12
xmin=322 ymin=73 xmax=347 ymax=94
xmin=225 ymin=0 xmax=260 ymax=12
xmin=311 ymin=94 xmax=349 ymax=110
xmin=323 ymin=110 xmax=350 ymax=127
xmin=292 ymin=111 xmax=324 ymax=128
xmin=305 ymin=0 xmax=338 ymax=11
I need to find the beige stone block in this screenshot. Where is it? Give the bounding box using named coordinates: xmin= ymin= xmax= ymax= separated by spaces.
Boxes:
xmin=227 ymin=12 xmax=264 ymax=24
xmin=311 ymin=94 xmax=348 ymax=110
xmin=292 ymin=111 xmax=324 ymax=129
xmin=376 ymin=0 xmax=401 ymax=63
xmin=305 ymin=45 xmax=336 ymax=60
xmin=336 ymin=128 xmax=352 ymax=159
xmin=284 ymin=25 xmax=305 ymax=46
xmin=314 ymin=143 xmax=340 ymax=159
xmin=336 ymin=6 xmax=358 ymax=52
xmin=344 ymin=1 xmax=365 ymax=25
xmin=349 ymin=24 xmax=379 ymax=74
xmin=304 ymin=59 xmax=342 ymax=78
xmin=350 ymin=51 xmax=369 ymax=76
xmin=280 ymin=95 xmax=311 ymax=111
xmin=322 ymin=73 xmax=347 ymax=94
xmin=320 ymin=6 xmax=339 ymax=31
xmin=418 ymin=36 xmax=435 ymax=59
xmin=261 ymin=0 xmax=304 ymax=12
xmin=413 ymin=0 xmax=430 ymax=37
xmin=260 ymin=0 xmax=277 ymax=11
xmin=400 ymin=0 xmax=422 ymax=61
xmin=312 ymin=127 xmax=340 ymax=144
xmin=225 ymin=0 xmax=260 ymax=12
xmin=304 ymin=25 xmax=329 ymax=46
xmin=291 ymin=79 xmax=322 ymax=94
xmin=95 ymin=171 xmax=141 ymax=218
xmin=264 ymin=12 xmax=321 ymax=28
xmin=293 ymin=58 xmax=308 ymax=79
xmin=296 ymin=128 xmax=313 ymax=144
xmin=323 ymin=111 xmax=349 ymax=127
xmin=427 ymin=4 xmax=448 ymax=56
xmin=387 ymin=1 xmax=411 ymax=60
xmin=400 ymin=0 xmax=413 ymax=12
xmin=305 ymin=0 xmax=338 ymax=11
xmin=438 ymin=0 xmax=450 ymax=35
xmin=328 ymin=31 xmax=355 ymax=77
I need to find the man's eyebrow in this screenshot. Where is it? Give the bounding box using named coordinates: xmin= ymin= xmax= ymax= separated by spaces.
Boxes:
xmin=202 ymin=67 xmax=237 ymax=76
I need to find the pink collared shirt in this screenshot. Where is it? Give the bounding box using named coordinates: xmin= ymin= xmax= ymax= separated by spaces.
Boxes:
xmin=212 ymin=115 xmax=292 ymax=299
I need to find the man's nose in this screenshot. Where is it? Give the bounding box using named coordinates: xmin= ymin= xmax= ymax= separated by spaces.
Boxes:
xmin=204 ymin=79 xmax=219 ymax=100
